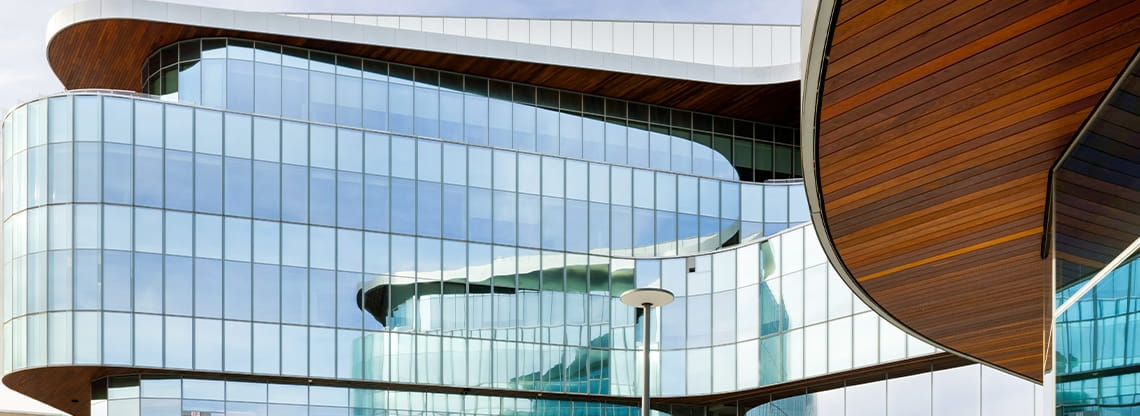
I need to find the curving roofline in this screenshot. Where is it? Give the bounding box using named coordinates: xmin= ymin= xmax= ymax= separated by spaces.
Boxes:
xmin=44 ymin=0 xmax=799 ymax=85
xmin=44 ymin=0 xmax=801 ymax=124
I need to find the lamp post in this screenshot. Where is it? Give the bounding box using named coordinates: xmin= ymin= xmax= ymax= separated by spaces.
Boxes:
xmin=620 ymin=288 xmax=675 ymax=416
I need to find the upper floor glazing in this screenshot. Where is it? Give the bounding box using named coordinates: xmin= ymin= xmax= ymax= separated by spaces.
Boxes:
xmin=1 ymin=91 xmax=934 ymax=396
xmin=143 ymin=38 xmax=801 ymax=182
xmin=0 ymin=5 xmax=1060 ymax=414
xmin=2 ymin=93 xmax=805 ymax=259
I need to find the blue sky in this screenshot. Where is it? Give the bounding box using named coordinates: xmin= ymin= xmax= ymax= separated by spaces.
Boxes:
xmin=0 ymin=0 xmax=798 ymax=413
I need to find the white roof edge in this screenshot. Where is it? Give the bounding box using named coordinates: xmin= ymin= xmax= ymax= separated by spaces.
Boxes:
xmin=279 ymin=13 xmax=801 ymax=27
xmin=47 ymin=0 xmax=800 ymax=86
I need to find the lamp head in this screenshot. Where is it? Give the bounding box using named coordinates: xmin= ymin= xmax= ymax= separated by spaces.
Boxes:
xmin=619 ymin=288 xmax=675 ymax=308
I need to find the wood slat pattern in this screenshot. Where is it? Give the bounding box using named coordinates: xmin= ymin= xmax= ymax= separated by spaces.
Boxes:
xmin=814 ymin=0 xmax=1140 ymax=381
xmin=1054 ymin=59 xmax=1140 ymax=288
xmin=46 ymin=19 xmax=798 ymax=124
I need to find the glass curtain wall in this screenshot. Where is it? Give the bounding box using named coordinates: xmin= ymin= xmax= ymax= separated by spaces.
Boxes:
xmin=89 ymin=375 xmax=692 ymax=416
xmin=0 ymin=36 xmax=1006 ymax=416
xmin=142 ymin=38 xmax=801 ymax=182
xmin=0 ymin=97 xmax=934 ymax=393
xmin=1056 ymin=253 xmax=1140 ymax=415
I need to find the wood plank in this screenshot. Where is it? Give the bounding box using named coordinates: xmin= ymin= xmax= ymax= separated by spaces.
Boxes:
xmin=818 ymin=44 xmax=1133 ymax=172
xmin=830 ymin=0 xmax=921 ymax=46
xmin=826 ymin=0 xmax=1013 ymax=85
xmin=824 ymin=144 xmax=1062 ymax=234
xmin=822 ymin=100 xmax=1089 ymax=210
xmin=813 ymin=0 xmax=1140 ymax=381
xmin=823 ymin=0 xmax=1106 ymax=120
xmin=821 ymin=1 xmax=1140 ymax=143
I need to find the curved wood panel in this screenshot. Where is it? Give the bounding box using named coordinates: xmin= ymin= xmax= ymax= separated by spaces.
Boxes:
xmin=2 ymin=366 xmax=640 ymax=416
xmin=3 ymin=354 xmax=967 ymax=416
xmin=1054 ymin=55 xmax=1140 ymax=288
xmin=46 ymin=19 xmax=798 ymax=124
xmin=811 ymin=0 xmax=1140 ymax=381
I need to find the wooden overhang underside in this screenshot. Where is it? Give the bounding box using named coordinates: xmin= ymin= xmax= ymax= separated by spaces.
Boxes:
xmin=46 ymin=18 xmax=799 ymax=125
xmin=811 ymin=0 xmax=1140 ymax=382
xmin=3 ymin=353 xmax=968 ymax=416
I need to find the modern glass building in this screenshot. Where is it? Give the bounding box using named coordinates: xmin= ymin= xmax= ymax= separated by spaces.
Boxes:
xmin=1 ymin=1 xmax=1051 ymax=415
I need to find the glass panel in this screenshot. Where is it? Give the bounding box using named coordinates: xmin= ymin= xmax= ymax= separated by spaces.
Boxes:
xmin=103 ymin=312 xmax=131 ymax=365
xmin=164 ymin=316 xmax=192 ymax=368
xmin=845 ymin=380 xmax=886 ymax=415
xmin=933 ymin=365 xmax=980 ymax=416
xmin=981 ymin=365 xmax=1033 ymax=415
xmin=194 ymin=318 xmax=222 ymax=371
xmin=255 ymin=62 xmax=282 ymax=116
xmin=888 ymin=372 xmax=932 ymax=416
xmin=103 ymin=143 xmax=132 ymax=204
xmin=337 ymin=75 xmax=363 ymax=127
xmin=853 ymin=312 xmax=879 ymax=367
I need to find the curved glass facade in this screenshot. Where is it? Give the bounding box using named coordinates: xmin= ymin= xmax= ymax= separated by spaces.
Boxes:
xmin=0 ymin=34 xmax=1044 ymax=416
xmin=1 ymin=86 xmax=935 ymax=400
xmin=142 ymin=38 xmax=801 ymax=182
xmin=1056 ymin=255 xmax=1140 ymax=414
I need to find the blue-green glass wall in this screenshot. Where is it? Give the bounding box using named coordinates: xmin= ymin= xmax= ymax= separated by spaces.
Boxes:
xmin=1056 ymin=255 xmax=1140 ymax=415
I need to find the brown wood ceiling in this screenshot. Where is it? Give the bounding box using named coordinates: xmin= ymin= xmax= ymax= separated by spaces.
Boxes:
xmin=46 ymin=19 xmax=798 ymax=124
xmin=814 ymin=0 xmax=1140 ymax=382
xmin=1054 ymin=56 xmax=1140 ymax=288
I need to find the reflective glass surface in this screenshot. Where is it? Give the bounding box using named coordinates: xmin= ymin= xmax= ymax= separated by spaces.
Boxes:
xmin=8 ymin=45 xmax=930 ymax=409
xmin=143 ymin=38 xmax=801 ymax=182
xmin=1056 ymin=255 xmax=1140 ymax=414
xmin=91 ymin=375 xmax=691 ymax=416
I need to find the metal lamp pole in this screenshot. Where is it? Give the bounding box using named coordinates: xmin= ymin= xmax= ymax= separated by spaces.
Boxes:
xmin=620 ymin=288 xmax=675 ymax=416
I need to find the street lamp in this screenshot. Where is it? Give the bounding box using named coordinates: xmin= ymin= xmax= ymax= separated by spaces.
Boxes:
xmin=620 ymin=288 xmax=675 ymax=416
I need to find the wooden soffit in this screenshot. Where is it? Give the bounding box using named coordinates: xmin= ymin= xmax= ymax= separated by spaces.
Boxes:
xmin=5 ymin=354 xmax=967 ymax=416
xmin=1053 ymin=53 xmax=1140 ymax=289
xmin=45 ymin=18 xmax=798 ymax=124
xmin=810 ymin=0 xmax=1140 ymax=381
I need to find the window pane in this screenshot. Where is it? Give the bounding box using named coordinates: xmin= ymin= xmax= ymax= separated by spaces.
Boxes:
xmin=889 ymin=372 xmax=932 ymax=416
xmin=255 ymin=63 xmax=282 ymax=116
xmin=933 ymin=365 xmax=980 ymax=416
xmin=337 ymin=75 xmax=362 ymax=127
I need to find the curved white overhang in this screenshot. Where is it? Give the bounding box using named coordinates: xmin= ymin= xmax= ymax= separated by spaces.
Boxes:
xmin=47 ymin=0 xmax=800 ymax=86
